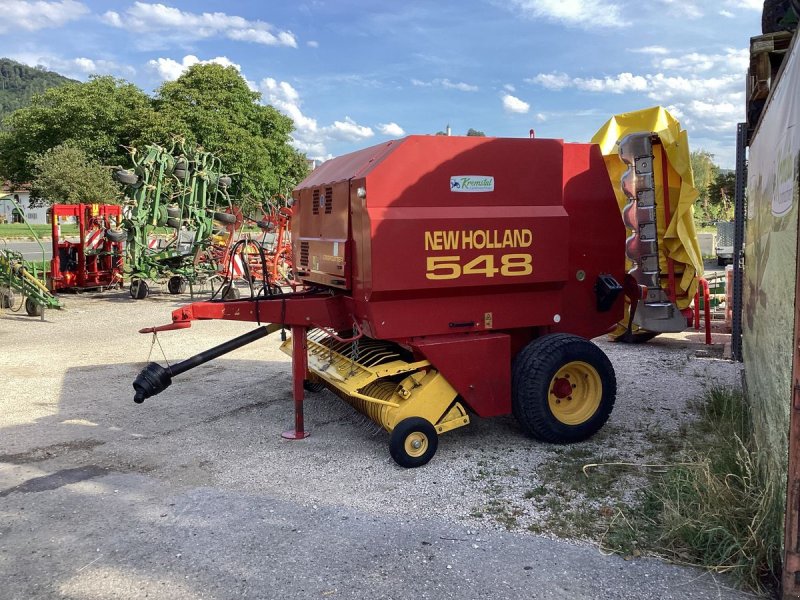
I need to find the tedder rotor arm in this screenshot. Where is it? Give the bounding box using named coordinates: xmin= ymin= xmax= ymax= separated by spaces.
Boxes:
xmin=132 ymin=293 xmax=351 ymax=439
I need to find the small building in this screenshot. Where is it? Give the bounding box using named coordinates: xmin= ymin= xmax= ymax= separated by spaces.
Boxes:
xmin=0 ymin=182 xmax=50 ymax=224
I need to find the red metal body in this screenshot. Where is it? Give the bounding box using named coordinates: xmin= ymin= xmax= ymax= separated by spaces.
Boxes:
xmin=49 ymin=203 xmax=124 ymax=291
xmin=148 ymin=136 xmax=627 ymax=431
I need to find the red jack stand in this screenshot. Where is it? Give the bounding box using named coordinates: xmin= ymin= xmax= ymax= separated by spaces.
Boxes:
xmin=282 ymin=325 xmax=310 ymax=440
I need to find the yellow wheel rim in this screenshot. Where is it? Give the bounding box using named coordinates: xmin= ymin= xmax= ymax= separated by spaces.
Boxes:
xmin=404 ymin=432 xmax=429 ymax=458
xmin=547 ymin=361 xmax=602 ymax=425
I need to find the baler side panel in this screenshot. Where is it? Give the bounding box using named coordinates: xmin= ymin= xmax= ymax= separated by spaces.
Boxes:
xmin=551 ymin=144 xmax=626 ymax=340
xmin=411 ymin=333 xmax=511 ymax=418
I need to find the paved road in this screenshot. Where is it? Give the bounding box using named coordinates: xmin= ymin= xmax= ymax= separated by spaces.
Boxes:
xmin=0 ymin=294 xmax=751 ymax=600
xmin=1 ymin=240 xmax=54 ymax=261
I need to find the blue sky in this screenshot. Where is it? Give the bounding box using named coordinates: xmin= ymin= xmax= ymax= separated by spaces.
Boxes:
xmin=4 ymin=1 xmax=762 ymax=167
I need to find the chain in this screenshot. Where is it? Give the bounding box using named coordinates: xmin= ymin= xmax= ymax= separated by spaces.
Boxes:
xmin=147 ymin=331 xmax=171 ymax=369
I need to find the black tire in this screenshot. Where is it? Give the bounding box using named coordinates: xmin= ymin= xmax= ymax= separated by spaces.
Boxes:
xmin=214 ymin=211 xmax=236 ymax=225
xmin=166 ymin=217 xmax=181 ymax=229
xmin=512 ymin=334 xmax=616 ymax=444
xmin=166 ymin=205 xmax=181 ymax=218
xmin=167 ymin=276 xmax=186 ymax=295
xmin=114 ymin=169 xmax=138 ymax=185
xmin=303 ymin=379 xmax=325 ymax=393
xmin=130 ymin=279 xmax=149 ymax=300
xmin=25 ymin=297 xmax=43 ymax=317
xmin=257 ymin=220 xmax=274 ymax=230
xmin=389 ymin=417 xmax=438 ymax=468
xmin=763 ymin=0 xmax=792 ymax=32
xmin=173 ymin=169 xmax=187 ymax=180
xmin=223 ymin=286 xmax=240 ymax=300
xmin=105 ymin=228 xmax=127 ymax=243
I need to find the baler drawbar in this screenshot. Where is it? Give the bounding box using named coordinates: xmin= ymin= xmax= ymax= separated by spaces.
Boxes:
xmin=133 ymin=134 xmax=628 ymax=467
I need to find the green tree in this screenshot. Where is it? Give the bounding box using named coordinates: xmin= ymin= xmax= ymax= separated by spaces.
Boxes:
xmin=466 ymin=128 xmax=486 ymax=136
xmin=29 ymin=144 xmax=122 ymax=205
xmin=690 ymin=150 xmax=720 ymax=223
xmin=0 ymin=76 xmax=168 ymax=185
xmin=155 ymin=64 xmax=308 ymax=198
xmin=708 ymin=171 xmax=736 ymax=221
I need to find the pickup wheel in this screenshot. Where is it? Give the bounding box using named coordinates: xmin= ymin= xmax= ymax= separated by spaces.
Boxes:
xmin=512 ymin=334 xmax=616 ymax=443
xmin=389 ymin=417 xmax=438 ymax=468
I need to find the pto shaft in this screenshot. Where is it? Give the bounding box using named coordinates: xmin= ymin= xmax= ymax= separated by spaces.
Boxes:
xmin=133 ymin=326 xmax=270 ymax=403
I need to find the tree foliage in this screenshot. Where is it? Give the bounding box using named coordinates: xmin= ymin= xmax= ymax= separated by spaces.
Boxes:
xmin=30 ymin=144 xmax=122 ymax=205
xmin=0 ymin=58 xmax=75 ymax=120
xmin=155 ymin=64 xmax=307 ymax=198
xmin=690 ymin=150 xmax=722 ymax=223
xmin=0 ymin=76 xmax=167 ymax=185
xmin=708 ymin=171 xmax=736 ymax=221
xmin=466 ymin=128 xmax=486 ymax=136
xmin=0 ymin=64 xmax=308 ymax=203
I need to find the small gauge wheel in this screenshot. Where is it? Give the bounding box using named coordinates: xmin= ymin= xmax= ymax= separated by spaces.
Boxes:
xmin=389 ymin=417 xmax=438 ymax=468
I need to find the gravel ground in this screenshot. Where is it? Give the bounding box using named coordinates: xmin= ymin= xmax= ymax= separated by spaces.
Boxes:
xmin=0 ymin=290 xmax=749 ymax=599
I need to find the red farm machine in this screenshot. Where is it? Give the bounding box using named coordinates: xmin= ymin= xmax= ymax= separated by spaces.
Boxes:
xmin=48 ymin=203 xmax=124 ymax=292
xmin=133 ymin=134 xmax=635 ymax=467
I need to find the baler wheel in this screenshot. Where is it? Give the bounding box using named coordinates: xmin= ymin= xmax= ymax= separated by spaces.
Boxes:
xmin=389 ymin=417 xmax=438 ymax=468
xmin=512 ymin=334 xmax=615 ymax=444
xmin=167 ymin=276 xmax=187 ymax=295
xmin=25 ymin=298 xmax=43 ymax=317
xmin=130 ymin=279 xmax=149 ymax=300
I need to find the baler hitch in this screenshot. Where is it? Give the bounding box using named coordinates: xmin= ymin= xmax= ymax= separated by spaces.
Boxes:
xmin=133 ymin=326 xmax=271 ymax=403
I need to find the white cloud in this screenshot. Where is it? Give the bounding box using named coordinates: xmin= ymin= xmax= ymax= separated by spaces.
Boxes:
xmin=572 ymin=72 xmax=649 ymax=93
xmin=631 ymin=46 xmax=670 ymax=55
xmin=260 ymin=77 xmax=318 ymax=133
xmin=307 ymin=40 xmax=319 ymax=48
xmin=102 ymin=2 xmax=297 ymax=47
xmin=259 ymin=77 xmax=377 ymax=159
xmin=503 ymin=83 xmax=516 ymax=92
xmin=411 ymin=78 xmax=478 ymax=92
xmin=654 ymin=48 xmax=748 ymax=74
xmin=502 ymin=94 xmax=530 ymax=114
xmin=659 ymin=0 xmax=703 ymax=19
xmin=720 ymin=9 xmax=735 ymax=17
xmin=728 ymin=0 xmax=761 ymax=9
xmin=8 ymin=53 xmax=135 ymax=78
xmin=378 ymin=122 xmax=405 ymax=136
xmin=507 ymin=0 xmax=628 ymax=29
xmin=324 ymin=117 xmax=374 ymax=142
xmin=528 ymin=72 xmax=571 ymax=90
xmin=528 ymin=46 xmax=747 ymax=137
xmin=0 ymin=0 xmax=87 ymax=33
xmin=148 ymin=55 xmax=240 ymax=81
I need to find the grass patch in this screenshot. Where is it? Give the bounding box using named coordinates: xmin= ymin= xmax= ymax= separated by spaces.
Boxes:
xmin=0 ymin=223 xmax=79 ymax=238
xmin=605 ymin=387 xmax=783 ymax=594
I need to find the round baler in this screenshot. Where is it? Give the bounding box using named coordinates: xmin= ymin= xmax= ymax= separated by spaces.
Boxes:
xmin=132 ymin=135 xmax=626 ymax=467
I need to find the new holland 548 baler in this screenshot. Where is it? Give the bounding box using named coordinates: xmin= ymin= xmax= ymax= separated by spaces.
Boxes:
xmin=133 ymin=135 xmax=629 ymax=467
